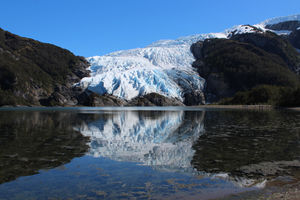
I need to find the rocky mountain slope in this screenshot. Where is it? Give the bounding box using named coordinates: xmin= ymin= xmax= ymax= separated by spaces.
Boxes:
xmin=0 ymin=28 xmax=90 ymax=106
xmin=191 ymin=31 xmax=300 ymax=102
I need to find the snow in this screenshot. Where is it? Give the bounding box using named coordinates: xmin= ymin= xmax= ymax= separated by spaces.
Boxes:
xmin=77 ymin=14 xmax=300 ymax=101
xmin=226 ymin=25 xmax=265 ymax=38
xmin=253 ymin=14 xmax=300 ymax=35
xmin=271 ymin=30 xmax=293 ymax=35
xmin=260 ymin=14 xmax=300 ymax=26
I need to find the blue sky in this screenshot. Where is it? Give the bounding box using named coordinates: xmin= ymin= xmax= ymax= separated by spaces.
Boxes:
xmin=1 ymin=0 xmax=299 ymax=57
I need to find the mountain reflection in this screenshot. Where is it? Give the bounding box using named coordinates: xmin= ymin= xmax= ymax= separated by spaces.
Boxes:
xmin=75 ymin=111 xmax=205 ymax=172
xmin=0 ymin=111 xmax=89 ymax=184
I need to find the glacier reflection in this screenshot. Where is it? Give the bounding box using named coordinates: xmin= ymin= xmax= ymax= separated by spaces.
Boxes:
xmin=75 ymin=111 xmax=205 ymax=172
xmin=74 ymin=110 xmax=270 ymax=188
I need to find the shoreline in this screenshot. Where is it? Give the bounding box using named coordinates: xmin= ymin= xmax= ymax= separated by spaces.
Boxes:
xmin=195 ymin=104 xmax=274 ymax=110
xmin=0 ymin=104 xmax=275 ymax=109
xmin=0 ymin=104 xmax=276 ymax=112
xmin=1 ymin=104 xmax=299 ymax=113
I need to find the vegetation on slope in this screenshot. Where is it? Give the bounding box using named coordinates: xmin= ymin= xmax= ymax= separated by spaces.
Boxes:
xmin=191 ymin=31 xmax=300 ymax=106
xmin=219 ymin=85 xmax=300 ymax=106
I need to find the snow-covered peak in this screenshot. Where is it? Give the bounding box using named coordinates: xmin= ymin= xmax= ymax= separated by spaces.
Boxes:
xmin=255 ymin=14 xmax=300 ymax=35
xmin=147 ymin=32 xmax=227 ymax=47
xmin=227 ymin=25 xmax=265 ymax=38
xmin=260 ymin=14 xmax=300 ymax=26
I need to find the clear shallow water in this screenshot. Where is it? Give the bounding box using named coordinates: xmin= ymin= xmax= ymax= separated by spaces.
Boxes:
xmin=0 ymin=108 xmax=300 ymax=200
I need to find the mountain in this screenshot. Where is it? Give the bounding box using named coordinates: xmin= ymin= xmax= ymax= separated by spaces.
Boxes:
xmin=80 ymin=14 xmax=300 ymax=105
xmin=0 ymin=27 xmax=193 ymax=107
xmin=191 ymin=31 xmax=300 ymax=102
xmin=1 ymin=14 xmax=300 ymax=106
xmin=0 ymin=28 xmax=90 ymax=106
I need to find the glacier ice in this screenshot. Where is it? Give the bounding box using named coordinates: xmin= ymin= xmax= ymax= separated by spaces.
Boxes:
xmin=78 ymin=14 xmax=300 ymax=101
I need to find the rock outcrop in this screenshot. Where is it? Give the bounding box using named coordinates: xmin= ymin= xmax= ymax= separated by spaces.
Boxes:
xmin=77 ymin=90 xmax=127 ymax=106
xmin=127 ymin=93 xmax=184 ymax=106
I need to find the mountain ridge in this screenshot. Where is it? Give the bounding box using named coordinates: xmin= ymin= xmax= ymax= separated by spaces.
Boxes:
xmin=1 ymin=14 xmax=300 ymax=106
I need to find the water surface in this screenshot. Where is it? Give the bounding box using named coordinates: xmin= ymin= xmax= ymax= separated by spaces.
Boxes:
xmin=0 ymin=108 xmax=299 ymax=199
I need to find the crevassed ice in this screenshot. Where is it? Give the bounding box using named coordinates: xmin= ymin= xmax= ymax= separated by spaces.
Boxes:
xmin=79 ymin=33 xmax=228 ymax=101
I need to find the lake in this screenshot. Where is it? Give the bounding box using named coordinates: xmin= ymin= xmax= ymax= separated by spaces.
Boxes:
xmin=0 ymin=107 xmax=300 ymax=200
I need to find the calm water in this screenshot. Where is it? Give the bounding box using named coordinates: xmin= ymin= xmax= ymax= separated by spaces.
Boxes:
xmin=0 ymin=107 xmax=300 ymax=200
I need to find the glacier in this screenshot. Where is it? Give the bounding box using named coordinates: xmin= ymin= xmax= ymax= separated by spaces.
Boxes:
xmin=79 ymin=33 xmax=228 ymax=101
xmin=78 ymin=14 xmax=300 ymax=102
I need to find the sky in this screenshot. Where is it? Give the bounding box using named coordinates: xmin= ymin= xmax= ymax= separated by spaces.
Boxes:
xmin=0 ymin=0 xmax=300 ymax=57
